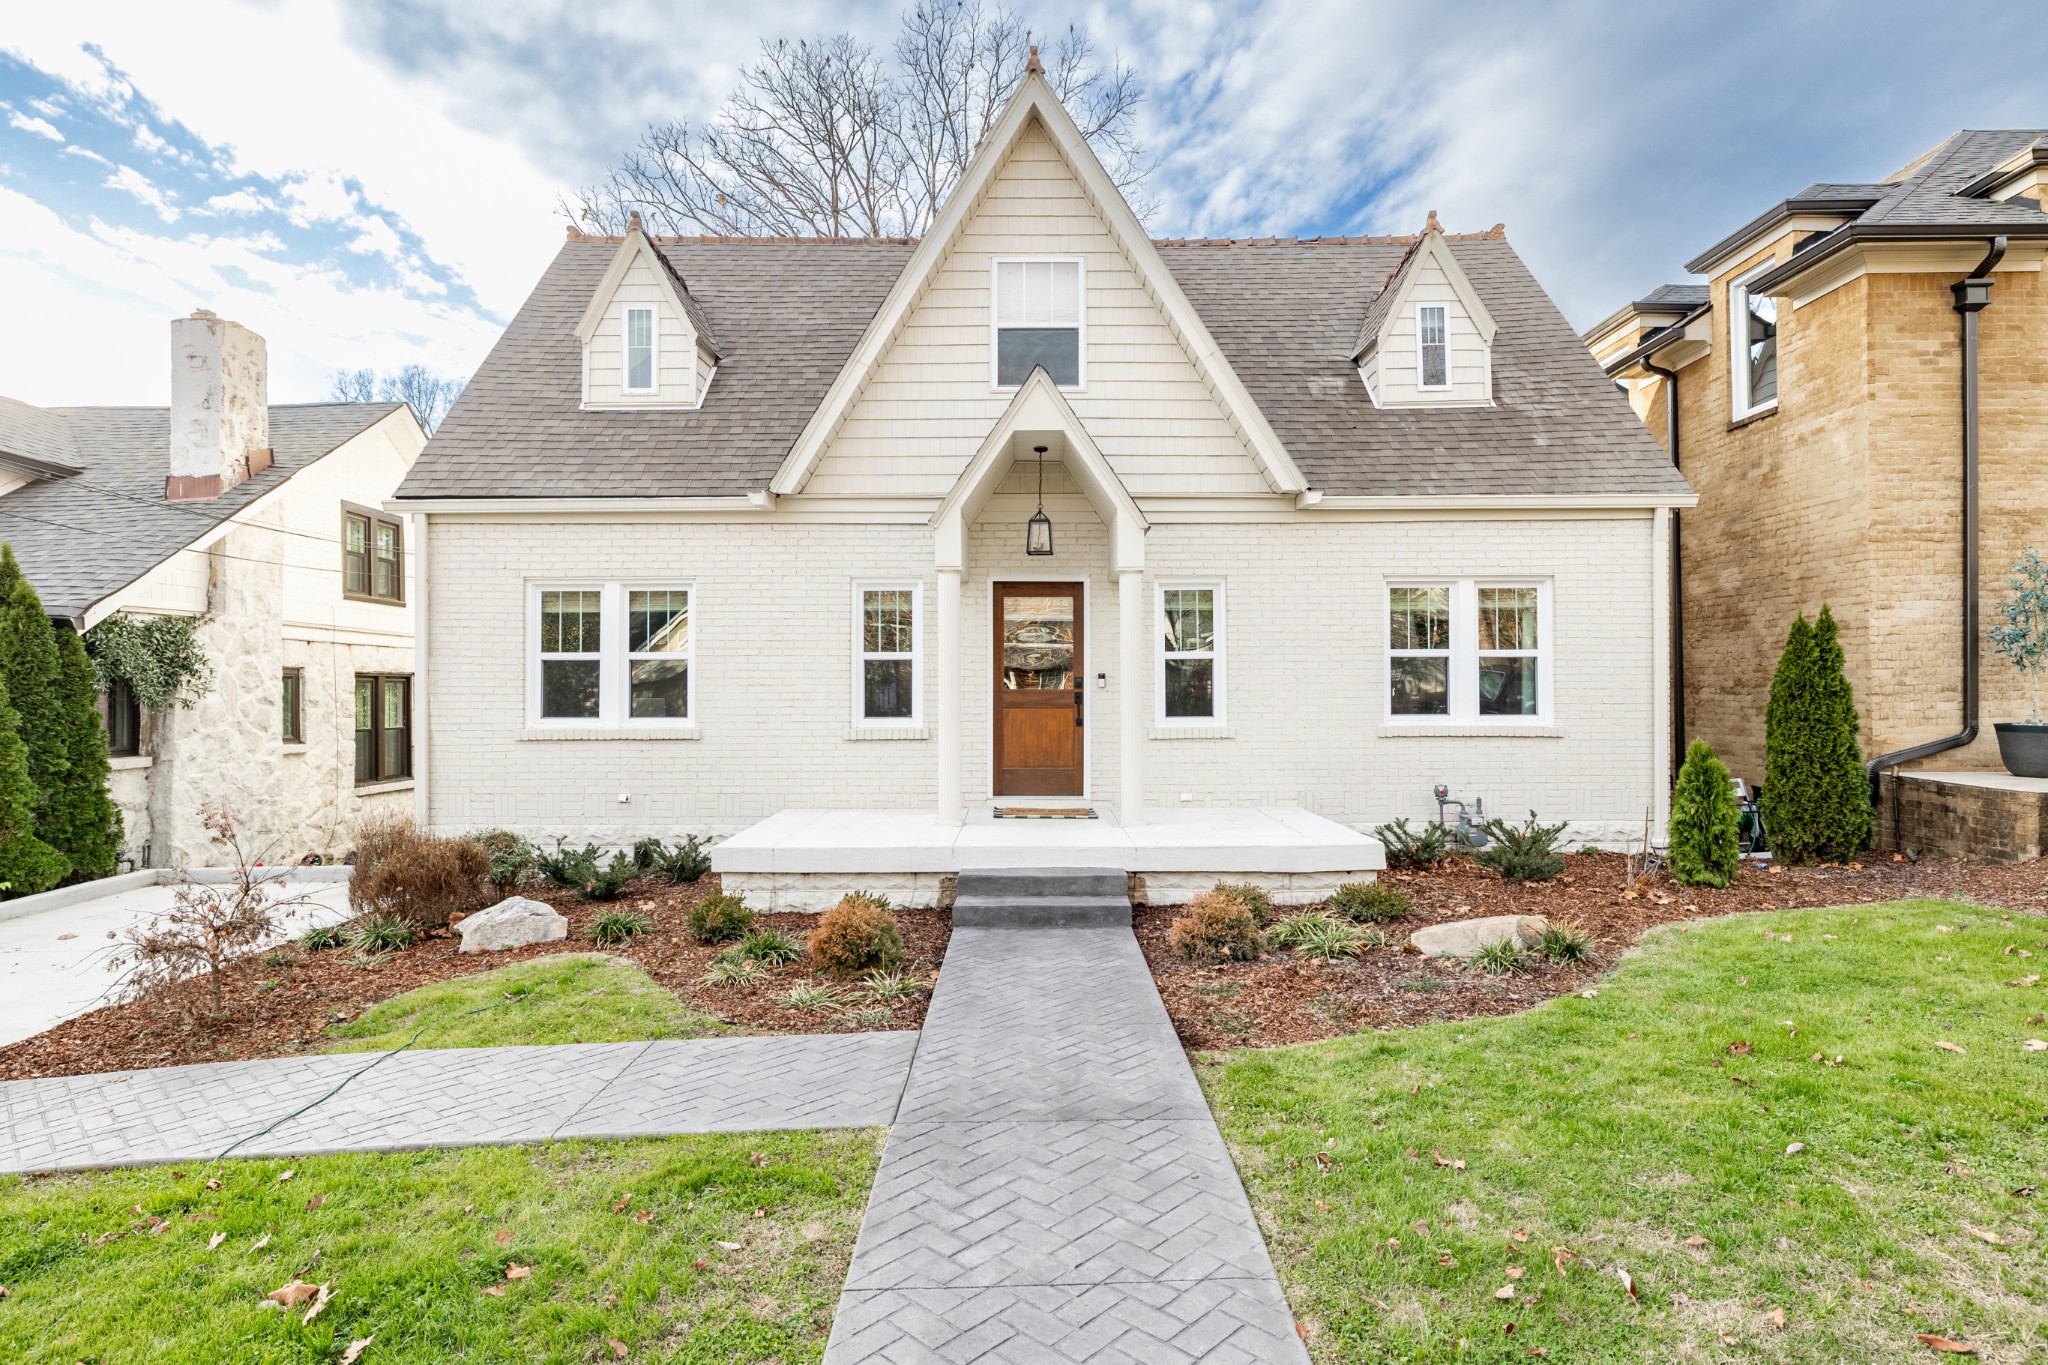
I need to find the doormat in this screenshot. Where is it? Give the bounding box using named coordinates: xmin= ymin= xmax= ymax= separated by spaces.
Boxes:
xmin=993 ymin=806 xmax=1098 ymax=819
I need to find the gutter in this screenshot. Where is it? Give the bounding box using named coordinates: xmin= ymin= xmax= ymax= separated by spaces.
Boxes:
xmin=1745 ymin=221 xmax=2048 ymax=296
xmin=1683 ymin=195 xmax=1884 ymax=275
xmin=1600 ymin=305 xmax=1710 ymax=378
xmin=1863 ymin=235 xmax=2007 ymax=800
xmin=1641 ymin=351 xmax=1685 ymax=779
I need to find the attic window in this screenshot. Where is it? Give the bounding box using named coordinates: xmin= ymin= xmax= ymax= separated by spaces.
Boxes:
xmin=624 ymin=306 xmax=655 ymax=393
xmin=993 ymin=259 xmax=1082 ymax=387
xmin=1417 ymin=305 xmax=1450 ymax=389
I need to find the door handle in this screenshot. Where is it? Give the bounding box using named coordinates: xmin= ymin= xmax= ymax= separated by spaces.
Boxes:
xmin=1073 ymin=681 xmax=1084 ymax=727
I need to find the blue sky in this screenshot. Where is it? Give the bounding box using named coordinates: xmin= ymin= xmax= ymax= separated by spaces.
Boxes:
xmin=4 ymin=0 xmax=2046 ymax=406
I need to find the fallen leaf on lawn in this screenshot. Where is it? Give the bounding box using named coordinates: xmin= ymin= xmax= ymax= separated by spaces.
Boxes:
xmin=1439 ymin=1253 xmax=1458 ymax=1267
xmin=305 ymin=1194 xmax=326 ymax=1213
xmin=607 ymin=1340 xmax=628 ymax=1359
xmin=2031 ymin=1014 xmax=2046 ymax=1025
xmin=303 ymin=1283 xmax=332 ymax=1324
xmin=1414 ymin=1220 xmax=1429 ymax=1234
xmin=1720 ymin=1332 xmax=1739 ymax=1346
xmin=1935 ymin=1041 xmax=1968 ymax=1055
xmin=1727 ymin=1041 xmax=1753 ymax=1056
xmin=612 ymin=1194 xmax=630 ymax=1213
xmin=205 ymin=1179 xmax=222 ymax=1191
xmin=266 ymin=1278 xmax=319 ymax=1308
xmin=1313 ymin=1152 xmax=1332 ymax=1172
xmin=1937 ymin=925 xmax=1956 ymax=933
xmin=250 ymin=1233 xmax=270 ymax=1252
xmin=1916 ymin=1333 xmax=1977 ymax=1354
xmin=2023 ymin=1040 xmax=2047 ymax=1052
xmin=1365 ymin=1296 xmax=1390 ymax=1310
xmin=482 ymin=1285 xmax=506 ymax=1297
xmin=1509 ymin=1228 xmax=1529 ymax=1243
xmin=1432 ymin=1151 xmax=1466 ymax=1170
xmin=277 ymin=1170 xmax=295 ymax=1184
xmin=1527 ymin=1350 xmax=1548 ymax=1358
xmin=1769 ymin=1308 xmax=1786 ymax=1328
xmin=494 ymin=1228 xmax=512 ymax=1245
xmin=634 ymin=1209 xmax=654 ymax=1225
xmin=0 ymin=1286 xmax=8 ymax=1299
xmin=505 ymin=1263 xmax=533 ymax=1281
xmin=1683 ymin=1234 xmax=1710 ymax=1248
xmin=209 ymin=1231 xmax=227 ymax=1250
xmin=1616 ymin=1268 xmax=1637 ymax=1301
xmin=1786 ymin=1142 xmax=1806 ymax=1155
xmin=340 ymin=1338 xmax=373 ymax=1365
xmin=1507 ymin=1266 xmax=1525 ymax=1279
xmin=715 ymin=1240 xmax=741 ymax=1251
xmin=1494 ymin=1285 xmax=1516 ymax=1300
xmin=2006 ymin=975 xmax=2038 ymax=987
xmin=1551 ymin=1246 xmax=1576 ymax=1276
xmin=1964 ymin=1225 xmax=2003 ymax=1245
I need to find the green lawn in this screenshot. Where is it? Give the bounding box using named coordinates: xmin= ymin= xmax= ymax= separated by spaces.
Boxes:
xmin=322 ymin=954 xmax=725 ymax=1052
xmin=0 ymin=1129 xmax=879 ymax=1363
xmin=1202 ymin=900 xmax=2048 ymax=1362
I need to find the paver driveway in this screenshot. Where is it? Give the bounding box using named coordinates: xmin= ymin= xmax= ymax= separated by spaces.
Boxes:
xmin=824 ymin=926 xmax=1309 ymax=1364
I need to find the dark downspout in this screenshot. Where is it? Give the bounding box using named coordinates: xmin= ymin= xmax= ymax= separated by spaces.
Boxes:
xmin=1643 ymin=352 xmax=1683 ymax=779
xmin=1863 ymin=235 xmax=2007 ymax=803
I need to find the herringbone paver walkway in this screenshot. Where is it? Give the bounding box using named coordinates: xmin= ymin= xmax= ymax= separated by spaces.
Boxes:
xmin=0 ymin=1032 xmax=918 ymax=1173
xmin=825 ymin=927 xmax=1309 ymax=1364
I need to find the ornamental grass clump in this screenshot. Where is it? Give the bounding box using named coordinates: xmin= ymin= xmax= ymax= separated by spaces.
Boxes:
xmin=688 ymin=892 xmax=755 ymax=944
xmin=587 ymin=908 xmax=654 ymax=946
xmin=1168 ymin=889 xmax=1264 ymax=965
xmin=350 ymin=818 xmax=493 ymax=930
xmin=1268 ymin=911 xmax=1363 ymax=959
xmin=1211 ymin=881 xmax=1275 ymax=926
xmin=808 ymin=893 xmax=904 ymax=976
xmin=1761 ymin=606 xmax=1872 ymax=863
xmin=1536 ymin=922 xmax=1595 ymax=964
xmin=736 ymin=927 xmax=802 ymax=966
xmin=347 ymin=912 xmax=416 ymax=954
xmin=1470 ymin=937 xmax=1527 ymax=975
xmin=1328 ymin=880 xmax=1411 ymax=922
xmin=1668 ymin=739 xmax=1741 ymax=888
xmin=1474 ymin=812 xmax=1568 ymax=883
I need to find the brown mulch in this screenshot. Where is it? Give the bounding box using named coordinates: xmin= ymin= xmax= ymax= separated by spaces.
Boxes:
xmin=1140 ymin=850 xmax=2048 ymax=1050
xmin=0 ymin=877 xmax=950 ymax=1082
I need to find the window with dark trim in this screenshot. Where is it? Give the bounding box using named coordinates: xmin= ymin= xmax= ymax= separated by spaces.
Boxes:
xmin=344 ymin=506 xmax=404 ymax=604
xmin=282 ymin=668 xmax=304 ymax=743
xmin=104 ymin=679 xmax=141 ymax=757
xmin=354 ymin=674 xmax=412 ymax=783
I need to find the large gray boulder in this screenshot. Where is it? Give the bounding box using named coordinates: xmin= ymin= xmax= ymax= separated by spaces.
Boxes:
xmin=1410 ymin=914 xmax=1547 ymax=959
xmin=457 ymin=896 xmax=568 ymax=954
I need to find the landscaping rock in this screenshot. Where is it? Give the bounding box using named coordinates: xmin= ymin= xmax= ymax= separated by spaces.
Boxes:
xmin=457 ymin=897 xmax=568 ymax=954
xmin=1410 ymin=914 xmax=1547 ymax=959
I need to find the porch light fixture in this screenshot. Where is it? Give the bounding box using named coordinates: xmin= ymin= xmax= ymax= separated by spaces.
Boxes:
xmin=1026 ymin=444 xmax=1054 ymax=556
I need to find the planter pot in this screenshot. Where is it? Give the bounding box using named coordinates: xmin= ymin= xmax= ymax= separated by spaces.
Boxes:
xmin=1993 ymin=722 xmax=2048 ymax=778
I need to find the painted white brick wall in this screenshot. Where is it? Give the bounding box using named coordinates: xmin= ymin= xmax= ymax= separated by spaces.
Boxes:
xmin=425 ymin=510 xmax=1661 ymax=847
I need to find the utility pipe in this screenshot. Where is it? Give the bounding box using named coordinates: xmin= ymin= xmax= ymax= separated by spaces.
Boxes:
xmin=1863 ymin=235 xmax=2007 ymax=801
xmin=1642 ymin=351 xmax=1684 ymax=779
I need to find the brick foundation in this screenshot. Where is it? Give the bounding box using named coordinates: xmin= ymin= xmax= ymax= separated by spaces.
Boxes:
xmin=1876 ymin=771 xmax=2048 ymax=863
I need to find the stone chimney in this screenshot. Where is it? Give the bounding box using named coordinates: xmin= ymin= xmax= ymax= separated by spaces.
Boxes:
xmin=167 ymin=309 xmax=272 ymax=501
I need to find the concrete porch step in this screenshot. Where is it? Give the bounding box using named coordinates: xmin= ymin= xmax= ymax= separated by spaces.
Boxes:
xmin=952 ymin=867 xmax=1131 ymax=928
xmin=954 ymin=868 xmax=1128 ymax=899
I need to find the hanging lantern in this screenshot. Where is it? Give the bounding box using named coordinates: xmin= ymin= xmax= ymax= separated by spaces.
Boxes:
xmin=1025 ymin=444 xmax=1054 ymax=556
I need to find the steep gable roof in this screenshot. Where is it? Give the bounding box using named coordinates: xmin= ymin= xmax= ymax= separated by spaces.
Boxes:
xmin=1350 ymin=225 xmax=1499 ymax=361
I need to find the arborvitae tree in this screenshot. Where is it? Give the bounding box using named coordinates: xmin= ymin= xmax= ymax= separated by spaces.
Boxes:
xmin=52 ymin=627 xmax=121 ymax=880
xmin=1668 ymin=739 xmax=1740 ymax=887
xmin=0 ymin=669 xmax=68 ymax=896
xmin=0 ymin=545 xmax=69 ymax=836
xmin=1762 ymin=605 xmax=1873 ymax=863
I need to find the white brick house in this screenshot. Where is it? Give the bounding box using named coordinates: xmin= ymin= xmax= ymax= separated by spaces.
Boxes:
xmin=394 ymin=68 xmax=1692 ymax=897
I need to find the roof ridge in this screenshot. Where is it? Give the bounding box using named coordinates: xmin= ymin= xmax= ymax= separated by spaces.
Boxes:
xmin=567 ymin=228 xmax=1515 ymax=249
xmin=566 ymin=229 xmax=921 ymax=245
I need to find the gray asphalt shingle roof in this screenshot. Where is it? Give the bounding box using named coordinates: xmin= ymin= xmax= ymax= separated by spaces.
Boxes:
xmin=397 ymin=231 xmax=1685 ymax=502
xmin=0 ymin=395 xmax=84 ymax=474
xmin=0 ymin=402 xmax=403 ymax=622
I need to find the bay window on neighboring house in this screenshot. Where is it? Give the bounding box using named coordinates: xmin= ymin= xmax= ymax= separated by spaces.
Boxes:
xmin=530 ymin=583 xmax=694 ymax=729
xmin=1157 ymin=584 xmax=1224 ymax=725
xmin=355 ymin=674 xmax=412 ymax=783
xmin=1385 ymin=580 xmax=1550 ymax=723
xmin=1729 ymin=264 xmax=1779 ymax=417
xmin=855 ymin=584 xmax=921 ymax=728
xmin=992 ymin=258 xmax=1083 ymax=387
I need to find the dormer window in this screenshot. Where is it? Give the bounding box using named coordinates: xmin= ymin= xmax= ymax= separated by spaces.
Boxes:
xmin=993 ymin=258 xmax=1082 ymax=388
xmin=1417 ymin=305 xmax=1450 ymax=389
xmin=1729 ymin=265 xmax=1778 ymax=417
xmin=624 ymin=306 xmax=656 ymax=393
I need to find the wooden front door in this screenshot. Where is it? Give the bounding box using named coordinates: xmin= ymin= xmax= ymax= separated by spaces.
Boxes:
xmin=993 ymin=582 xmax=1085 ymax=796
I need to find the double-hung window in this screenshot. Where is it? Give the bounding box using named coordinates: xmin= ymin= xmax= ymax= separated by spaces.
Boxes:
xmin=1417 ymin=304 xmax=1450 ymax=389
xmin=103 ymin=679 xmax=141 ymax=758
xmin=993 ymin=258 xmax=1083 ymax=387
xmin=343 ymin=506 xmax=404 ymax=604
xmin=1157 ymin=584 xmax=1224 ymax=724
xmin=1386 ymin=580 xmax=1550 ymax=723
xmin=624 ymin=305 xmax=656 ymax=393
xmin=1730 ymin=265 xmax=1778 ymax=416
xmin=532 ymin=583 xmax=694 ymax=728
xmin=355 ymin=674 xmax=411 ymax=783
xmin=855 ymin=585 xmax=921 ymax=725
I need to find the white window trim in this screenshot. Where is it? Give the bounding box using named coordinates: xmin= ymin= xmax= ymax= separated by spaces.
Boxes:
xmin=623 ymin=304 xmax=658 ymax=394
xmin=1155 ymin=581 xmax=1225 ymax=727
xmin=1416 ymin=303 xmax=1451 ymax=390
xmin=1728 ymin=262 xmax=1779 ymax=419
xmin=853 ymin=581 xmax=923 ymax=729
xmin=1383 ymin=578 xmax=1552 ymax=725
xmin=527 ymin=581 xmax=697 ymax=733
xmin=989 ymin=256 xmax=1087 ymax=391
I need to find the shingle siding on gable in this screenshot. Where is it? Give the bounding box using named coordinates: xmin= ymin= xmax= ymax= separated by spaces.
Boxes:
xmin=583 ymin=254 xmax=703 ymax=409
xmin=804 ymin=120 xmax=1270 ymax=498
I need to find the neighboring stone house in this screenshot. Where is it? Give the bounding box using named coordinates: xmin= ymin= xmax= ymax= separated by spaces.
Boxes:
xmin=392 ymin=67 xmax=1691 ymax=890
xmin=0 ymin=312 xmax=426 ymax=867
xmin=1589 ymin=131 xmax=2048 ymax=821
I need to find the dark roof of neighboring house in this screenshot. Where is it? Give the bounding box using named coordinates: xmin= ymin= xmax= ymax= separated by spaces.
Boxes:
xmin=400 ymin=231 xmax=1685 ymax=503
xmin=0 ymin=402 xmax=403 ymax=623
xmin=1685 ymin=131 xmax=2048 ymax=272
xmin=1632 ymin=284 xmax=1708 ymax=312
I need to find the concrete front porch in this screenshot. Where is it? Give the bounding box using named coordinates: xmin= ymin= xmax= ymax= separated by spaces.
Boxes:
xmin=713 ymin=805 xmax=1385 ymax=911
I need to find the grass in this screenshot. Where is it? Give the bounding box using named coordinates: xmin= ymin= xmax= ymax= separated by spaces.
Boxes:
xmin=0 ymin=1129 xmax=880 ymax=1363
xmin=1201 ymin=900 xmax=2048 ymax=1362
xmin=322 ymin=955 xmax=725 ymax=1053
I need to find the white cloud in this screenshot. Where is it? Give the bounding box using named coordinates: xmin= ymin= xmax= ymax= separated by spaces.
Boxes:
xmin=344 ymin=215 xmax=403 ymax=257
xmin=60 ymin=144 xmax=110 ymax=166
xmin=7 ymin=110 xmax=64 ymax=142
xmin=202 ymin=188 xmax=270 ymax=214
xmin=132 ymin=121 xmax=168 ymax=154
xmin=278 ymin=167 xmax=356 ymax=226
xmin=102 ymin=164 xmax=179 ymax=221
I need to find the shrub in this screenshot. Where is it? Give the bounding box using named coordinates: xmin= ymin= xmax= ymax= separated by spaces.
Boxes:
xmin=51 ymin=627 xmax=120 ymax=881
xmin=632 ymin=837 xmax=666 ymax=871
xmin=1991 ymin=548 xmax=2048 ymax=723
xmin=349 ymin=818 xmax=494 ymax=930
xmin=536 ymin=840 xmax=600 ymax=889
xmin=1211 ymin=881 xmax=1275 ymax=926
xmin=348 ymin=912 xmax=416 ymax=954
xmin=588 ymin=908 xmax=654 ymax=946
xmin=1328 ymin=880 xmax=1411 ymax=922
xmin=1470 ymin=938 xmax=1527 ymax=975
xmin=1268 ymin=911 xmax=1363 ymax=959
xmin=1373 ymin=817 xmax=1450 ymax=870
xmin=1168 ymin=890 xmax=1264 ymax=965
xmin=656 ymin=834 xmax=714 ymax=884
xmin=1536 ymin=922 xmax=1595 ymax=963
xmin=737 ymin=927 xmax=802 ymax=966
xmin=577 ymin=852 xmax=636 ymax=902
xmin=1474 ymin=812 xmax=1568 ymax=883
xmin=688 ymin=892 xmax=755 ymax=943
xmin=301 ymin=922 xmax=347 ymax=951
xmin=0 ymin=669 xmax=65 ymax=897
xmin=0 ymin=550 xmax=76 ymax=848
xmin=1668 ymin=739 xmax=1741 ymax=888
xmin=1762 ymin=606 xmax=1873 ymax=863
xmin=808 ymin=893 xmax=904 ymax=975
xmin=467 ymin=829 xmax=539 ymax=889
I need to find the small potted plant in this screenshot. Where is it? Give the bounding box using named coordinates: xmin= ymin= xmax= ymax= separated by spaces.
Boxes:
xmin=1989 ymin=548 xmax=2048 ymax=777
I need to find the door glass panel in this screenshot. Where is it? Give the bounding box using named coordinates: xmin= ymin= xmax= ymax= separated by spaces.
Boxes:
xmin=1002 ymin=594 xmax=1074 ymax=690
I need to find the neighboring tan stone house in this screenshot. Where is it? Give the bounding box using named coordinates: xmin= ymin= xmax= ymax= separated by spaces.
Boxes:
xmin=1589 ymin=131 xmax=2048 ymax=807
xmin=393 ymin=67 xmax=1692 ymax=885
xmin=0 ymin=312 xmax=426 ymax=867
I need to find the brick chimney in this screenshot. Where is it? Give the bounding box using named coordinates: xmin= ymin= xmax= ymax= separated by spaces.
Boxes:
xmin=167 ymin=309 xmax=272 ymax=501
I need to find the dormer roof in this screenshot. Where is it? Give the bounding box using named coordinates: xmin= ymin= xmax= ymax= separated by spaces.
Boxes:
xmin=573 ymin=220 xmax=722 ymax=362
xmin=1351 ymin=223 xmax=1500 ymax=361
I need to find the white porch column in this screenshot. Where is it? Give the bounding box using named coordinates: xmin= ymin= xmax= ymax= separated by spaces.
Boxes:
xmin=936 ymin=565 xmax=964 ymax=825
xmin=1118 ymin=564 xmax=1145 ymax=827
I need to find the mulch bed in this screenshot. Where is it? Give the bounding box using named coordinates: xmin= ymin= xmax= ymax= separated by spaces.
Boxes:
xmin=0 ymin=877 xmax=950 ymax=1083
xmin=1140 ymin=850 xmax=2048 ymax=1050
